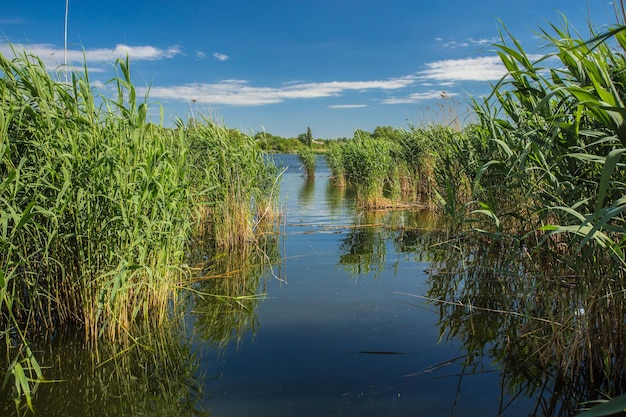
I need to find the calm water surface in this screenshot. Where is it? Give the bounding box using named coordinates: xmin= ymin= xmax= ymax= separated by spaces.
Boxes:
xmin=194 ymin=154 xmax=534 ymax=417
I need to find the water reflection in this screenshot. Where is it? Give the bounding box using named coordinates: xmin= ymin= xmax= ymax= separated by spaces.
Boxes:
xmin=0 ymin=320 xmax=206 ymax=417
xmin=338 ymin=209 xmax=443 ymax=278
xmin=188 ymin=233 xmax=281 ymax=350
xmin=426 ymin=239 xmax=626 ymax=416
xmin=298 ymin=176 xmax=316 ymax=208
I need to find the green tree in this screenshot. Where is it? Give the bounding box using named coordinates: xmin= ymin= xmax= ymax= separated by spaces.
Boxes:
xmin=306 ymin=126 xmax=313 ymax=147
xmin=298 ymin=126 xmax=313 ymax=147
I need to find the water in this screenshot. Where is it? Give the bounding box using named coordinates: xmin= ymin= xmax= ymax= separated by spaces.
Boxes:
xmin=2 ymin=154 xmax=551 ymax=416
xmin=192 ymin=154 xmax=534 ymax=416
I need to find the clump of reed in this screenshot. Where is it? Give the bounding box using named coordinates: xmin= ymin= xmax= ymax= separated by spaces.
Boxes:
xmin=324 ymin=132 xmax=401 ymax=208
xmin=439 ymin=20 xmax=626 ymax=262
xmin=185 ymin=118 xmax=280 ymax=249
xmin=324 ymin=127 xmax=445 ymax=209
xmin=0 ymin=49 xmax=279 ymax=410
xmin=1 ymin=53 xmax=192 ymax=406
xmin=324 ymin=141 xmax=347 ymax=187
xmin=296 ymin=146 xmax=316 ymax=178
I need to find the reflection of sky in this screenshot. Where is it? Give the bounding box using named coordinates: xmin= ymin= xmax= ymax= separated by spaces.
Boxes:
xmin=198 ymin=154 xmax=535 ymax=416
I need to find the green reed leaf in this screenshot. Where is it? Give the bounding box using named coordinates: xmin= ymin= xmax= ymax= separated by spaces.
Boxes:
xmin=577 ymin=393 xmax=626 ymax=417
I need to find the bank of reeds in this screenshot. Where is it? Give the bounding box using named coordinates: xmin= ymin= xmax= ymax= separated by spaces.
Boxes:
xmin=324 ymin=128 xmax=442 ymax=209
xmin=445 ymin=20 xmax=626 ymax=265
xmin=324 ymin=141 xmax=347 ymax=187
xmin=0 ymin=50 xmax=278 ymax=409
xmin=324 ymin=132 xmax=401 ymax=208
xmin=427 ymin=18 xmax=626 ymax=415
xmin=185 ymin=118 xmax=280 ymax=249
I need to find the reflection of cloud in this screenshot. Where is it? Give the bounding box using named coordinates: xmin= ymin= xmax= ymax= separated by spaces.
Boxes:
xmin=329 ymin=104 xmax=368 ymax=108
xmin=213 ymin=52 xmax=229 ymax=61
xmin=145 ymin=76 xmax=416 ymax=106
xmin=0 ymin=42 xmax=182 ymax=68
xmin=383 ymin=90 xmax=457 ymax=104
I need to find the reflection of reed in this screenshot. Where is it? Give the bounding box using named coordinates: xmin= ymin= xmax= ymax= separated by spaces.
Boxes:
xmin=424 ymin=238 xmax=626 ymax=416
xmin=187 ymin=233 xmax=281 ymax=350
xmin=338 ymin=209 xmax=441 ymax=278
xmin=298 ymin=176 xmax=316 ymax=208
xmin=0 ymin=318 xmax=204 ymax=416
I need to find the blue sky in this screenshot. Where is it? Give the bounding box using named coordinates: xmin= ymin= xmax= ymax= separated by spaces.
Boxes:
xmin=0 ymin=1 xmax=618 ymax=138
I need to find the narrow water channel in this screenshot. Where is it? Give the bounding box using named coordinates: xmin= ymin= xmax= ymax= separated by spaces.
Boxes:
xmin=192 ymin=154 xmax=536 ymax=417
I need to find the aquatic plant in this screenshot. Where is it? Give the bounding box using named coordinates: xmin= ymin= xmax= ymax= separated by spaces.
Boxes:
xmin=185 ymin=118 xmax=279 ymax=250
xmin=296 ymin=146 xmax=316 ymax=178
xmin=324 ymin=140 xmax=347 ymax=187
xmin=0 ymin=49 xmax=279 ymax=410
xmin=425 ymin=16 xmax=626 ymax=415
xmin=463 ymin=21 xmax=626 ymax=257
xmin=330 ymin=132 xmax=401 ymax=208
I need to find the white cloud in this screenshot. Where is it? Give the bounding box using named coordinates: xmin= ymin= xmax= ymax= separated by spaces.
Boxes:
xmin=383 ymin=90 xmax=457 ymax=104
xmin=213 ymin=52 xmax=229 ymax=61
xmin=437 ymin=37 xmax=499 ymax=49
xmin=418 ymin=56 xmax=506 ymax=82
xmin=0 ymin=17 xmax=24 ymax=25
xmin=329 ymin=104 xmax=368 ymax=109
xmin=145 ymin=76 xmax=416 ymax=106
xmin=0 ymin=42 xmax=182 ymax=69
xmin=196 ymin=51 xmax=207 ymax=60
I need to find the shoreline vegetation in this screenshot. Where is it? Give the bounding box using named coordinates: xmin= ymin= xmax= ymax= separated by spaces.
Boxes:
xmin=2 ymin=10 xmax=626 ymax=416
xmin=0 ymin=52 xmax=279 ymax=410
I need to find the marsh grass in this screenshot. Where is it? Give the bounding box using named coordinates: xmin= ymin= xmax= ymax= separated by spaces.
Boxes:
xmin=185 ymin=118 xmax=279 ymax=250
xmin=324 ymin=133 xmax=402 ymax=208
xmin=0 ymin=50 xmax=279 ymax=410
xmin=324 ymin=141 xmax=346 ymax=187
xmin=296 ymin=146 xmax=316 ymax=178
xmin=456 ymin=21 xmax=626 ymax=254
xmin=409 ymin=17 xmax=626 ymax=416
xmin=324 ymin=125 xmax=452 ymax=210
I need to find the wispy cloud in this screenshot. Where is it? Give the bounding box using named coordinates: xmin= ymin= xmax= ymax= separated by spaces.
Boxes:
xmin=196 ymin=51 xmax=207 ymax=60
xmin=0 ymin=17 xmax=25 ymax=25
xmin=213 ymin=52 xmax=229 ymax=61
xmin=437 ymin=37 xmax=499 ymax=49
xmin=0 ymin=42 xmax=182 ymax=68
xmin=418 ymin=56 xmax=506 ymax=82
xmin=146 ymin=76 xmax=416 ymax=106
xmin=383 ymin=90 xmax=457 ymax=104
xmin=329 ymin=104 xmax=368 ymax=109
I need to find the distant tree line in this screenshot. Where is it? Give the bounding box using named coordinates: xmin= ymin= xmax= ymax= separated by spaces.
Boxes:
xmin=255 ymin=125 xmax=406 ymax=153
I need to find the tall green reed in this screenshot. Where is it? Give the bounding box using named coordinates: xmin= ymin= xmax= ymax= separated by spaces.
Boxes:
xmin=426 ymin=18 xmax=626 ymax=415
xmin=184 ymin=117 xmax=279 ymax=250
xmin=324 ymin=140 xmax=347 ymax=187
xmin=296 ymin=146 xmax=316 ymax=178
xmin=424 ymin=19 xmax=626 ymax=265
xmin=0 ymin=49 xmax=279 ymax=410
xmin=325 ymin=132 xmax=400 ymax=208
